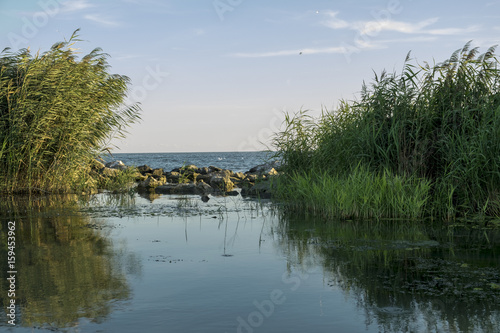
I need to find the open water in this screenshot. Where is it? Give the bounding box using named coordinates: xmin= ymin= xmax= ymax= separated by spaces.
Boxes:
xmin=1 ymin=152 xmax=499 ymax=333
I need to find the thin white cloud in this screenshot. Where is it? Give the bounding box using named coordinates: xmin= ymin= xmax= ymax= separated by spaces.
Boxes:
xmin=321 ymin=12 xmax=480 ymax=37
xmin=321 ymin=11 xmax=350 ymax=29
xmin=60 ymin=0 xmax=95 ymax=13
xmin=360 ymin=18 xmax=439 ymax=35
xmin=424 ymin=25 xmax=481 ymax=35
xmin=84 ymin=14 xmax=120 ymax=26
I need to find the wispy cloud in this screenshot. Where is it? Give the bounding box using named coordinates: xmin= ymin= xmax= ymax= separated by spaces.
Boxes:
xmin=320 ymin=11 xmax=480 ymax=37
xmin=84 ymin=14 xmax=120 ymax=26
xmin=60 ymin=0 xmax=95 ymax=13
xmin=424 ymin=25 xmax=481 ymax=35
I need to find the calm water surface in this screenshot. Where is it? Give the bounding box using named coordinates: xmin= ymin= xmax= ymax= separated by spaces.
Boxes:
xmin=1 ymin=153 xmax=499 ymax=333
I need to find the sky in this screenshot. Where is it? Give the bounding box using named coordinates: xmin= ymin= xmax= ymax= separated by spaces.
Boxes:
xmin=1 ymin=0 xmax=499 ymax=153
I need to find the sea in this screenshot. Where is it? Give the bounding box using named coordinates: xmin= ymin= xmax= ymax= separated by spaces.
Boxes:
xmin=102 ymin=151 xmax=274 ymax=173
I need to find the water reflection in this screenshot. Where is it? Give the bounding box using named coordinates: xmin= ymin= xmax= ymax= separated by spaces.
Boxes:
xmin=0 ymin=195 xmax=139 ymax=330
xmin=1 ymin=193 xmax=499 ymax=332
xmin=275 ymin=213 xmax=500 ymax=333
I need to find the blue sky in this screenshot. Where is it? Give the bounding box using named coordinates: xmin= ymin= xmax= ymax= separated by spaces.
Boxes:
xmin=1 ymin=0 xmax=499 ymax=153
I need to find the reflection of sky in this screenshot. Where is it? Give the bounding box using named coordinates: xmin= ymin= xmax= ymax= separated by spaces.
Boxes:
xmin=1 ymin=1 xmax=498 ymax=152
xmin=2 ymin=193 xmax=499 ymax=332
xmin=91 ymin=209 xmax=379 ymax=333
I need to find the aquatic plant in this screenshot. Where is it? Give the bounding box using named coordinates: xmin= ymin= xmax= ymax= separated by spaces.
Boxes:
xmin=274 ymin=42 xmax=500 ymax=219
xmin=0 ymin=29 xmax=141 ymax=193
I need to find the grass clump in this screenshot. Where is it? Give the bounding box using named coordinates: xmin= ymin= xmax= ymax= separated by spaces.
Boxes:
xmin=274 ymin=42 xmax=500 ymax=220
xmin=0 ymin=30 xmax=141 ymax=193
xmin=274 ymin=165 xmax=430 ymax=220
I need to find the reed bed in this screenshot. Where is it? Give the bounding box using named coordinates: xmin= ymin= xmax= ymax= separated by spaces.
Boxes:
xmin=274 ymin=42 xmax=500 ymax=220
xmin=0 ymin=30 xmax=141 ymax=193
xmin=274 ymin=166 xmax=430 ymax=220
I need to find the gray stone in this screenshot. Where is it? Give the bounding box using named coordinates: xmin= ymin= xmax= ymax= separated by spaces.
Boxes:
xmin=246 ymin=160 xmax=281 ymax=175
xmin=105 ymin=160 xmax=127 ymax=170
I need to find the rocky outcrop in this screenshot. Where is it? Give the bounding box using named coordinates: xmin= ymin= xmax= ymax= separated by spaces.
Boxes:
xmin=110 ymin=160 xmax=281 ymax=200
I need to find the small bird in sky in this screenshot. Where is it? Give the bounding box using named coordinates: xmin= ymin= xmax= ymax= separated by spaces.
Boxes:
xmin=299 ymin=51 xmax=303 ymax=55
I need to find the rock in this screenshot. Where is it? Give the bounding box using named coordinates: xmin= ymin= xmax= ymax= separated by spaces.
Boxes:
xmin=230 ymin=177 xmax=243 ymax=187
xmin=100 ymin=167 xmax=120 ymax=177
xmin=135 ymin=173 xmax=148 ymax=182
xmin=138 ymin=175 xmax=165 ymax=189
xmin=172 ymin=164 xmax=198 ymax=173
xmin=165 ymin=171 xmax=181 ymax=183
xmin=209 ymin=166 xmax=222 ymax=173
xmin=245 ymin=174 xmax=258 ymax=182
xmin=198 ymin=167 xmax=210 ymax=175
xmin=151 ymin=168 xmax=164 ymax=177
xmin=210 ymin=174 xmax=235 ymax=192
xmin=182 ymin=164 xmax=198 ymax=172
xmin=105 ymin=160 xmax=127 ymax=170
xmin=246 ymin=160 xmax=281 ymax=175
xmin=201 ymin=194 xmax=210 ymax=202
xmin=233 ymin=172 xmax=245 ymax=180
xmin=196 ymin=174 xmax=212 ymax=184
xmin=137 ymin=165 xmax=153 ymax=174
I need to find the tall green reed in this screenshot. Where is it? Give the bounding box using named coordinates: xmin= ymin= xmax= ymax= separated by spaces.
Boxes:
xmin=274 ymin=42 xmax=500 ymax=220
xmin=0 ymin=30 xmax=141 ymax=193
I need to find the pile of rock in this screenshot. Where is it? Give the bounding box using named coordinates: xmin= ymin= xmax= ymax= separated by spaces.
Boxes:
xmin=102 ymin=160 xmax=280 ymax=199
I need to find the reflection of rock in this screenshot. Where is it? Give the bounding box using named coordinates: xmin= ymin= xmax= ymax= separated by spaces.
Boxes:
xmin=155 ymin=182 xmax=214 ymax=195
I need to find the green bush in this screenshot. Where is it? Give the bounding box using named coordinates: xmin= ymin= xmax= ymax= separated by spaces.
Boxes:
xmin=0 ymin=30 xmax=141 ymax=193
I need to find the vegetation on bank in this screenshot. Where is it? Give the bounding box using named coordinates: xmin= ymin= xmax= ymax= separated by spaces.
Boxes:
xmin=0 ymin=30 xmax=141 ymax=193
xmin=273 ymin=42 xmax=500 ymax=220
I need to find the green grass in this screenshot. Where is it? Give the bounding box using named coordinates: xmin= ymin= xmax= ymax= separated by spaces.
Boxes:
xmin=0 ymin=30 xmax=141 ymax=193
xmin=274 ymin=165 xmax=430 ymax=220
xmin=273 ymin=42 xmax=500 ymax=220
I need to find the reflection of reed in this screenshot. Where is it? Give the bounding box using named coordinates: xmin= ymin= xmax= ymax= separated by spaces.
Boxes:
xmin=0 ymin=195 xmax=138 ymax=329
xmin=274 ymin=212 xmax=500 ymax=333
